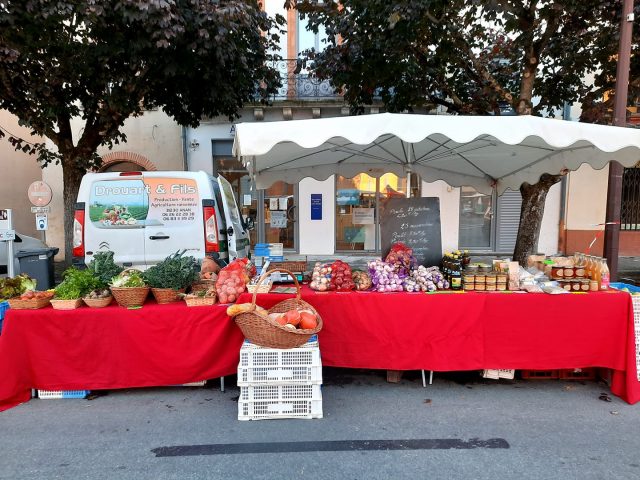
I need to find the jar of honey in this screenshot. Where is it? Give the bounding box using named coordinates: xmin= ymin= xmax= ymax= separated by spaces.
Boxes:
xmin=558 ymin=280 xmax=571 ymax=291
xmin=475 ymin=283 xmax=486 ymax=291
xmin=551 ymin=265 xmax=564 ymax=279
xmin=485 ymin=284 xmax=497 ymax=291
xmin=463 ymin=282 xmax=475 ymax=291
xmin=563 ymin=267 xmax=575 ymax=279
xmin=496 ymin=282 xmax=507 ymax=291
xmin=580 ymin=279 xmax=590 ymax=291
xmin=571 ymin=279 xmax=581 ymax=291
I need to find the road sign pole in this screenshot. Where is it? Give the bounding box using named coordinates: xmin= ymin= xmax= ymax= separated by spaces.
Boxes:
xmin=6 ymin=209 xmax=15 ymax=277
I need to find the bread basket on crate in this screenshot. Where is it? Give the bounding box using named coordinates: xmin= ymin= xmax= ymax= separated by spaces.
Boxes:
xmin=231 ymin=268 xmax=322 ymax=349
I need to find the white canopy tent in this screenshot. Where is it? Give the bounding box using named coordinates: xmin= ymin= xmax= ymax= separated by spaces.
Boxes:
xmin=232 ymin=113 xmax=640 ymax=195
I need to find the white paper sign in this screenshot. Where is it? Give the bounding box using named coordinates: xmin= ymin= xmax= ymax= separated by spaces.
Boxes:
xmin=279 ymin=197 xmax=288 ymax=210
xmin=269 ymin=198 xmax=278 ymax=211
xmin=243 ymin=194 xmax=252 ymax=206
xmin=352 ymin=208 xmax=375 ymax=225
xmin=270 ymin=210 xmax=287 ymax=228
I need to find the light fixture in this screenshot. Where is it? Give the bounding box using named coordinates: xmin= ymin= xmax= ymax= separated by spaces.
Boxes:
xmin=189 ymin=139 xmax=200 ymax=151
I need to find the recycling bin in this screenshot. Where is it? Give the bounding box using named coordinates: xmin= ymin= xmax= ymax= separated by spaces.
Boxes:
xmin=15 ymin=247 xmax=59 ymax=291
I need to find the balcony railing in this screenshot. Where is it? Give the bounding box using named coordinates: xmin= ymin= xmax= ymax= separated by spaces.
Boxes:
xmin=268 ymin=59 xmax=341 ymax=101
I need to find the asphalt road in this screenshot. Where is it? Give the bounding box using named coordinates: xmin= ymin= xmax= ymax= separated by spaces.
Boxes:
xmin=1 ymin=369 xmax=638 ymax=480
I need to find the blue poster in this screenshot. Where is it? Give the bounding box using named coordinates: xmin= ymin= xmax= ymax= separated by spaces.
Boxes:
xmin=311 ymin=194 xmax=322 ymax=220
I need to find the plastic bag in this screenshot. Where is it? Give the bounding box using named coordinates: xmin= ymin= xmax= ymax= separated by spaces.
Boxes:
xmin=329 ymin=260 xmax=355 ymax=291
xmin=309 ymin=262 xmax=332 ymax=292
xmin=384 ymin=242 xmax=417 ymax=276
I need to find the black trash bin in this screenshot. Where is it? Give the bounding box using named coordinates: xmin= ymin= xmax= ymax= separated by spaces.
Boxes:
xmin=15 ymin=247 xmax=59 ymax=291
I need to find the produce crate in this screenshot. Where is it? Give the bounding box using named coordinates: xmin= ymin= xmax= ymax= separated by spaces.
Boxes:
xmin=521 ymin=370 xmax=559 ymax=380
xmin=558 ymin=368 xmax=596 ymax=381
xmin=610 ymin=283 xmax=640 ymax=381
xmin=238 ymin=337 xmax=321 ymax=386
xmin=37 ymin=390 xmax=90 ymax=399
xmin=238 ymin=387 xmax=322 ymax=421
xmin=0 ymin=301 xmax=9 ymax=333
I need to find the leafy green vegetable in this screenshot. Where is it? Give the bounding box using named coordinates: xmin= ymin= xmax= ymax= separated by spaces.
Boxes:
xmin=0 ymin=274 xmax=37 ymax=300
xmin=54 ymin=268 xmax=101 ymax=300
xmin=110 ymin=269 xmax=146 ymax=288
xmin=88 ymin=251 xmax=123 ymax=289
xmin=143 ymin=251 xmax=199 ymax=290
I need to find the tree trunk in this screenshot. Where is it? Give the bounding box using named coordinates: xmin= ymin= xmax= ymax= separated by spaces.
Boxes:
xmin=513 ymin=173 xmax=562 ymax=266
xmin=61 ymin=158 xmax=87 ymax=265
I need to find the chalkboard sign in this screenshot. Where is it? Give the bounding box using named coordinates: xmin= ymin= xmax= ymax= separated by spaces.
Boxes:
xmin=380 ymin=197 xmax=442 ymax=267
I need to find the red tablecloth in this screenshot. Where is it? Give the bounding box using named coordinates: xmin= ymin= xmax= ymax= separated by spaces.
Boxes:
xmin=0 ymin=301 xmax=243 ymax=411
xmin=238 ymin=288 xmax=639 ymax=403
xmin=0 ymin=288 xmax=638 ymax=412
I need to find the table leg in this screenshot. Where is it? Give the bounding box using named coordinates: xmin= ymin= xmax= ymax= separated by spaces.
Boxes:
xmin=421 ymin=370 xmax=426 ymax=388
xmin=220 ymin=376 xmax=225 ymax=392
xmin=429 ymin=370 xmax=434 ymax=385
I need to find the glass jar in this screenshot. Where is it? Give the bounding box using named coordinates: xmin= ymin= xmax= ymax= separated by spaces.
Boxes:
xmin=563 ymin=267 xmax=575 ymax=279
xmin=571 ymin=279 xmax=581 ymax=291
xmin=475 ymin=274 xmax=486 ymax=284
xmin=463 ymin=282 xmax=475 ymax=291
xmin=589 ymin=279 xmax=599 ymax=292
xmin=580 ymin=279 xmax=590 ymax=292
xmin=496 ymin=282 xmax=507 ymax=291
xmin=485 ymin=274 xmax=497 ymax=285
xmin=463 ymin=273 xmax=475 ymax=284
xmin=485 ymin=284 xmax=497 ymax=292
xmin=551 ymin=266 xmax=564 ymax=279
xmin=558 ymin=280 xmax=571 ymax=291
xmin=475 ymin=283 xmax=486 ymax=291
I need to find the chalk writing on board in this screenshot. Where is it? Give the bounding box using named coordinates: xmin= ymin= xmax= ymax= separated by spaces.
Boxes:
xmin=380 ymin=198 xmax=442 ymax=268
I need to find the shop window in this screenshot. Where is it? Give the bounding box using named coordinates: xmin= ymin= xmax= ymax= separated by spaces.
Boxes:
xmin=264 ymin=181 xmax=296 ymax=250
xmin=621 ymin=167 xmax=640 ymax=230
xmin=335 ymin=173 xmax=407 ymax=252
xmin=459 ymin=187 xmax=494 ymax=249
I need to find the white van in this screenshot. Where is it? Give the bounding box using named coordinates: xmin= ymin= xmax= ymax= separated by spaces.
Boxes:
xmin=72 ymin=171 xmax=250 ymax=269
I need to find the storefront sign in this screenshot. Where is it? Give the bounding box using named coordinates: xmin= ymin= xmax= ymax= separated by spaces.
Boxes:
xmin=336 ymin=189 xmax=360 ymax=206
xmin=269 ymin=198 xmax=278 ymax=211
xmin=310 ymin=194 xmax=322 ymax=220
xmin=270 ymin=210 xmax=287 ymax=228
xmin=243 ymin=194 xmax=252 ymax=206
xmin=352 ymin=207 xmax=374 ymax=225
xmin=278 ymin=197 xmax=288 ymax=210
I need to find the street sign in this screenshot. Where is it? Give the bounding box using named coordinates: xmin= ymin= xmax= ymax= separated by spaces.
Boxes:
xmin=36 ymin=214 xmax=48 ymax=231
xmin=27 ymin=181 xmax=53 ymax=207
xmin=0 ymin=229 xmax=16 ymax=241
xmin=30 ymin=206 xmax=51 ymax=214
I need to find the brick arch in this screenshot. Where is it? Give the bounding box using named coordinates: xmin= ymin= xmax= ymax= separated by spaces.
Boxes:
xmin=99 ymin=151 xmax=157 ymax=171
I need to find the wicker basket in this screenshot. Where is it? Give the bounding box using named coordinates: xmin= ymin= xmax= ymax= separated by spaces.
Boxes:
xmin=232 ymin=268 xmax=322 ymax=349
xmin=184 ymin=294 xmax=217 ymax=307
xmin=151 ymin=288 xmax=185 ymax=304
xmin=82 ymin=296 xmax=113 ymax=308
xmin=190 ymin=279 xmax=217 ymax=294
xmin=50 ymin=298 xmax=83 ymax=310
xmin=7 ymin=296 xmax=51 ymax=310
xmin=269 ymin=261 xmax=307 ymax=273
xmin=110 ymin=287 xmax=150 ymax=308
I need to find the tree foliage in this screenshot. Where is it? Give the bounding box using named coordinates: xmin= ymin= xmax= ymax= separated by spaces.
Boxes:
xmin=295 ymin=0 xmax=637 ymax=263
xmin=0 ymin=0 xmax=283 ymax=260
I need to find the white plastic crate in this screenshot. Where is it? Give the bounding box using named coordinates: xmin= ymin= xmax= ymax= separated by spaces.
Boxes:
xmin=238 ymin=389 xmax=323 ymax=421
xmin=238 ymin=342 xmax=322 ymax=386
xmin=38 ymin=390 xmax=89 ymax=399
xmin=240 ymin=384 xmax=322 ymax=402
xmin=241 ymin=335 xmax=318 ymax=349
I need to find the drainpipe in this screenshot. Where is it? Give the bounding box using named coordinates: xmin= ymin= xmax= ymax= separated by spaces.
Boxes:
xmin=181 ymin=126 xmax=189 ymax=171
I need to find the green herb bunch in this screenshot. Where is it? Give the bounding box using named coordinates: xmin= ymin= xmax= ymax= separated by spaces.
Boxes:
xmin=55 ymin=268 xmax=102 ymax=300
xmin=143 ymin=251 xmax=199 ymax=290
xmin=88 ymin=251 xmax=123 ymax=289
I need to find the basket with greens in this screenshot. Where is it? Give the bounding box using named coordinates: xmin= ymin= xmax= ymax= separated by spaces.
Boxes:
xmin=109 ymin=269 xmax=149 ymax=308
xmin=83 ymin=251 xmax=123 ymax=307
xmin=52 ymin=268 xmax=102 ymax=310
xmin=143 ymin=251 xmax=199 ymax=304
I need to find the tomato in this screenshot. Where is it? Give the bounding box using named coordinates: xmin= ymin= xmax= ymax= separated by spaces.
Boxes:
xmin=284 ymin=310 xmax=301 ymax=326
xmin=299 ymin=311 xmax=317 ymax=330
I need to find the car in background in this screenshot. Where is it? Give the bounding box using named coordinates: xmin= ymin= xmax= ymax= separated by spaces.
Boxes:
xmin=0 ymin=233 xmax=48 ymax=277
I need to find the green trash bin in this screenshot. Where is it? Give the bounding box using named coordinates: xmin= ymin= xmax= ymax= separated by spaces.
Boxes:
xmin=15 ymin=247 xmax=59 ymax=291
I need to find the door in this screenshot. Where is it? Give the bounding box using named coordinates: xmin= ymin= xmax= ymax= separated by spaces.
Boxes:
xmin=143 ymin=175 xmax=203 ymax=267
xmin=217 ymin=175 xmax=250 ymax=260
xmin=459 ymin=187 xmax=495 ymax=250
xmin=86 ymin=178 xmax=147 ymax=268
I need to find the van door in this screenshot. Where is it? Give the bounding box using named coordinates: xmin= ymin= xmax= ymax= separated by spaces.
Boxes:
xmin=217 ymin=175 xmax=250 ymax=260
xmin=86 ymin=177 xmax=147 ymax=268
xmin=143 ymin=175 xmax=204 ymax=267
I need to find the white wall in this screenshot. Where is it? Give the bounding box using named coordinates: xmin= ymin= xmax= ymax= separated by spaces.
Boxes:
xmin=187 ymin=122 xmax=236 ymax=174
xmin=422 ymin=180 xmax=460 ymax=253
xmin=565 ymin=163 xmax=609 ymax=230
xmin=298 ymin=176 xmax=335 ymax=255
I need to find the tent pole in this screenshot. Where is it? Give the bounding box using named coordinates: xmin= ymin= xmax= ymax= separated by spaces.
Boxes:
xmin=405 ymin=141 xmax=412 ymax=198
